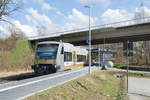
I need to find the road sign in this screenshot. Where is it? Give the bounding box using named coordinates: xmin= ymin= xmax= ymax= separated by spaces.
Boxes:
xmin=86 ymin=39 xmax=89 ymax=44
xmin=92 ymin=48 xmax=99 ymax=51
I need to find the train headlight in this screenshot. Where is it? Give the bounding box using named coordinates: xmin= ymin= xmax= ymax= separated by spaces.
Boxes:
xmin=53 ymin=64 xmax=60 ymax=70
xmin=52 ymin=64 xmax=56 ymax=68
xmin=54 ymin=65 xmax=57 ymax=68
xmin=36 ymin=64 xmax=39 ymax=67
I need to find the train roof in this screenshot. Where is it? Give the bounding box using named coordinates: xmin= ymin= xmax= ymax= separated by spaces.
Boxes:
xmin=38 ymin=41 xmax=60 ymax=44
xmin=38 ymin=41 xmax=75 ymax=47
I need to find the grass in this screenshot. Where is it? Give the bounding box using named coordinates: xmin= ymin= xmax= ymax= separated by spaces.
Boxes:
xmin=114 ymin=64 xmax=126 ymax=69
xmin=114 ymin=64 xmax=150 ymax=69
xmin=9 ymin=40 xmax=34 ymax=69
xmin=23 ymin=71 xmax=125 ymax=100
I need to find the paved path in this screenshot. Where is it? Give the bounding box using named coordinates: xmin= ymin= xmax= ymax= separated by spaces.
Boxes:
xmin=109 ymin=68 xmax=150 ymax=75
xmin=128 ymin=94 xmax=150 ymax=100
xmin=108 ymin=68 xmax=150 ymax=100
xmin=128 ymin=77 xmax=150 ymax=100
xmin=0 ymin=67 xmax=97 ymax=100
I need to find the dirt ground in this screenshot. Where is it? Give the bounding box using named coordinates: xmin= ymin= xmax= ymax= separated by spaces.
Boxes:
xmin=0 ymin=70 xmax=34 ymax=84
xmin=0 ymin=70 xmax=33 ymax=78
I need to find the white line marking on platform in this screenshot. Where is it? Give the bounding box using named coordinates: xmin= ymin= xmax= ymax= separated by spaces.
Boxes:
xmin=0 ymin=68 xmax=88 ymax=92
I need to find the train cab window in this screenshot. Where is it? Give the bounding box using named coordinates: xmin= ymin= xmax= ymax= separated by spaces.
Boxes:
xmin=61 ymin=47 xmax=64 ymax=54
xmin=77 ymin=55 xmax=86 ymax=62
xmin=64 ymin=52 xmax=72 ymax=61
xmin=36 ymin=44 xmax=58 ymax=59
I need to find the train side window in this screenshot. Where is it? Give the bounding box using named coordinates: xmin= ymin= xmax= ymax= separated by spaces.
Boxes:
xmin=77 ymin=55 xmax=86 ymax=62
xmin=64 ymin=52 xmax=72 ymax=61
xmin=61 ymin=47 xmax=64 ymax=54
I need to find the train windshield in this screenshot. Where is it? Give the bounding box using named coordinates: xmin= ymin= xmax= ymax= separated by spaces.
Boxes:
xmin=36 ymin=44 xmax=58 ymax=59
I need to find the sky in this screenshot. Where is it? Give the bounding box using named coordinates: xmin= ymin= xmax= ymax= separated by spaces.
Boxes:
xmin=1 ymin=0 xmax=150 ymax=38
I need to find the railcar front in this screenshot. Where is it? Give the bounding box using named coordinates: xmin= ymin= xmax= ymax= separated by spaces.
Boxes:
xmin=32 ymin=42 xmax=64 ymax=74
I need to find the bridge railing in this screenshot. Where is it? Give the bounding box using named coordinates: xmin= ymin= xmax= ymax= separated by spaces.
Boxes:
xmin=28 ymin=17 xmax=150 ymax=40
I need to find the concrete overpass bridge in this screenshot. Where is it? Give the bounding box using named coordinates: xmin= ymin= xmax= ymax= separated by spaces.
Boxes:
xmin=29 ymin=21 xmax=150 ymax=46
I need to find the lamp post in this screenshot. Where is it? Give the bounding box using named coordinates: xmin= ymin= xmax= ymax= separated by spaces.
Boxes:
xmin=84 ymin=5 xmax=91 ymax=74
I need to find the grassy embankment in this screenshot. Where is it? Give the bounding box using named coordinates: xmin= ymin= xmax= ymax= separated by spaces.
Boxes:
xmin=1 ymin=40 xmax=34 ymax=72
xmin=24 ymin=71 xmax=125 ymax=100
xmin=9 ymin=40 xmax=34 ymax=70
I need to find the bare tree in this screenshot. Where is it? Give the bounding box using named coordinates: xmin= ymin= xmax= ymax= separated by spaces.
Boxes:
xmin=134 ymin=4 xmax=150 ymax=24
xmin=0 ymin=0 xmax=20 ymax=22
xmin=133 ymin=4 xmax=150 ymax=67
xmin=9 ymin=26 xmax=27 ymax=40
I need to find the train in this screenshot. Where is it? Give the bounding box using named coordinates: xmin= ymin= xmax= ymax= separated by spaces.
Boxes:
xmin=32 ymin=41 xmax=88 ymax=74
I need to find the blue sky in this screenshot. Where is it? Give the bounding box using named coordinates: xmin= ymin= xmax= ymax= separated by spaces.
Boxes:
xmin=1 ymin=0 xmax=150 ymax=38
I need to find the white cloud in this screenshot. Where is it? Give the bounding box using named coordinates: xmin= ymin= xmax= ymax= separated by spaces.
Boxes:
xmin=13 ymin=20 xmax=37 ymax=37
xmin=27 ymin=8 xmax=95 ymax=32
xmin=134 ymin=6 xmax=150 ymax=23
xmin=19 ymin=6 xmax=150 ymax=38
xmin=27 ymin=8 xmax=52 ymax=25
xmin=100 ymin=6 xmax=150 ymax=26
xmin=0 ymin=24 xmax=10 ymax=38
xmin=41 ymin=2 xmax=62 ymax=15
xmin=26 ymin=8 xmax=63 ymax=36
xmin=24 ymin=8 xmax=99 ymax=36
xmin=3 ymin=5 xmax=150 ymax=39
xmin=23 ymin=0 xmax=28 ymax=3
xmin=64 ymin=8 xmax=98 ymax=30
xmin=101 ymin=9 xmax=134 ymax=25
xmin=0 ymin=26 xmax=4 ymax=31
xmin=32 ymin=0 xmax=43 ymax=3
xmin=32 ymin=0 xmax=62 ymax=15
xmin=42 ymin=2 xmax=51 ymax=11
xmin=135 ymin=6 xmax=150 ymax=20
xmin=78 ymin=0 xmax=110 ymax=7
xmin=0 ymin=21 xmax=33 ymax=39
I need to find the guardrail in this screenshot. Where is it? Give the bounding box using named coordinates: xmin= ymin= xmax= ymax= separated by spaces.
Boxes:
xmin=28 ymin=17 xmax=150 ymax=40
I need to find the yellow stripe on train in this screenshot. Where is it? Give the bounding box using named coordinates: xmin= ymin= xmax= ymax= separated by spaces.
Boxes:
xmin=38 ymin=59 xmax=56 ymax=64
xmin=64 ymin=64 xmax=84 ymax=69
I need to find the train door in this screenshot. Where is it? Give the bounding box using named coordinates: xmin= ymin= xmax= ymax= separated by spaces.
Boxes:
xmin=56 ymin=42 xmax=64 ymax=71
xmin=60 ymin=45 xmax=64 ymax=70
xmin=73 ymin=51 xmax=76 ymax=66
